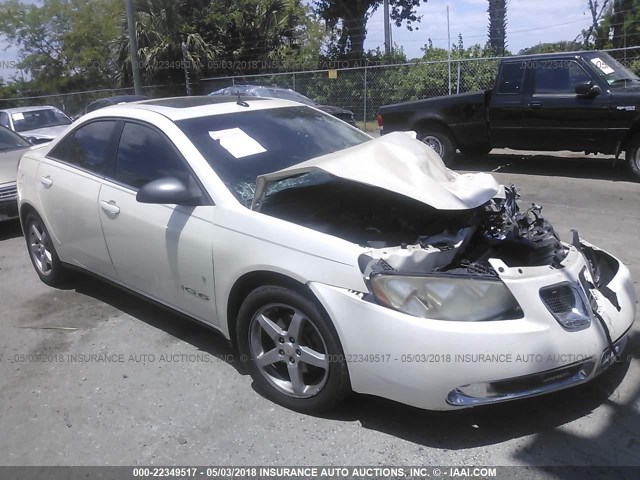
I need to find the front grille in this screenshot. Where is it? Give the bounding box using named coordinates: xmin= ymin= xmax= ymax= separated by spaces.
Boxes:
xmin=0 ymin=183 xmax=17 ymax=201
xmin=540 ymin=283 xmax=577 ymax=314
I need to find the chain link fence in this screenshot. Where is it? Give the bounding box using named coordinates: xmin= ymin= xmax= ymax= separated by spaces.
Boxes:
xmin=2 ymin=47 xmax=639 ymax=127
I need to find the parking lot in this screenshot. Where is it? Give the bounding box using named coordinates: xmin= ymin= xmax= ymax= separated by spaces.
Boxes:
xmin=0 ymin=151 xmax=639 ymax=470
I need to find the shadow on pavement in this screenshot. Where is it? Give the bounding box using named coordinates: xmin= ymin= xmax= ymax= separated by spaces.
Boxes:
xmin=70 ymin=272 xmax=248 ymax=376
xmin=0 ymin=218 xmax=23 ymax=241
xmin=319 ymin=331 xmax=639 ymax=465
xmin=456 ymin=151 xmax=631 ymax=182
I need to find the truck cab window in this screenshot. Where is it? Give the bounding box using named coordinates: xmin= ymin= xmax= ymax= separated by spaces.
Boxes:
xmin=534 ymin=61 xmax=591 ymax=94
xmin=497 ymin=63 xmax=524 ymax=94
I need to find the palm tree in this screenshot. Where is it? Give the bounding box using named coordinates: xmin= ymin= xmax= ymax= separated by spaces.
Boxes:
xmin=115 ymin=0 xmax=218 ymax=87
xmin=487 ymin=0 xmax=507 ymax=56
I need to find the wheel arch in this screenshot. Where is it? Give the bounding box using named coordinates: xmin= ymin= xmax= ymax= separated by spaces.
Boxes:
xmin=226 ymin=270 xmax=329 ymax=348
xmin=620 ymin=119 xmax=640 ymax=157
xmin=411 ymin=118 xmax=458 ymax=146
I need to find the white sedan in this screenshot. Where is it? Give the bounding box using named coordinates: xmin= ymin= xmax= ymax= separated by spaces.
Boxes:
xmin=16 ymin=96 xmax=636 ymax=412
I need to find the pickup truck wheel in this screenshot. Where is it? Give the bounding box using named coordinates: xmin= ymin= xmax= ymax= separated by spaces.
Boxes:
xmin=418 ymin=127 xmax=456 ymax=166
xmin=460 ymin=146 xmax=492 ymax=158
xmin=627 ymin=136 xmax=640 ymax=181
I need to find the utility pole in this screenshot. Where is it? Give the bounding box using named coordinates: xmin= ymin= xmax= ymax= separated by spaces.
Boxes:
xmin=447 ymin=5 xmax=451 ymax=95
xmin=384 ymin=0 xmax=391 ymax=55
xmin=125 ymin=0 xmax=143 ymax=95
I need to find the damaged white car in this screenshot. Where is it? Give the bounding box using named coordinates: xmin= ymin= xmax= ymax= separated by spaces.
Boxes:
xmin=17 ymin=96 xmax=636 ymax=412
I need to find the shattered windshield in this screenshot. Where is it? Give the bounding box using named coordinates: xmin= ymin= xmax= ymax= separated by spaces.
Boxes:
xmin=176 ymin=106 xmax=370 ymax=205
xmin=587 ymin=53 xmax=640 ymax=86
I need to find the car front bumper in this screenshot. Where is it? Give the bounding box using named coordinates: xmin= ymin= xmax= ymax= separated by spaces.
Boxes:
xmin=310 ymin=243 xmax=636 ymax=410
xmin=0 ymin=182 xmax=18 ymax=221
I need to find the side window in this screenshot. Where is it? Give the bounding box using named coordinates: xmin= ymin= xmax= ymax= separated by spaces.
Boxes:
xmin=0 ymin=112 xmax=10 ymax=128
xmin=114 ymin=122 xmax=194 ymax=190
xmin=534 ymin=61 xmax=591 ymax=94
xmin=49 ymin=120 xmax=116 ymax=174
xmin=497 ymin=63 xmax=524 ymax=94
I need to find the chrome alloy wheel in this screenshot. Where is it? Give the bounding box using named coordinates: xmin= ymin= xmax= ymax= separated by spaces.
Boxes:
xmin=420 ymin=135 xmax=444 ymax=156
xmin=249 ymin=303 xmax=330 ymax=398
xmin=28 ymin=221 xmax=53 ymax=276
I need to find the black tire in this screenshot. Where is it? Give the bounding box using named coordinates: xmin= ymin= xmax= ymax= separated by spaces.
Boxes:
xmin=459 ymin=145 xmax=492 ymax=158
xmin=24 ymin=213 xmax=68 ymax=286
xmin=236 ymin=285 xmax=350 ymax=413
xmin=626 ymin=135 xmax=640 ymax=181
xmin=417 ymin=125 xmax=456 ymax=166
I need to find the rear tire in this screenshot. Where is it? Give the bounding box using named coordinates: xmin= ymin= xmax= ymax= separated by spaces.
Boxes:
xmin=24 ymin=213 xmax=68 ymax=287
xmin=626 ymin=135 xmax=640 ymax=181
xmin=417 ymin=125 xmax=456 ymax=167
xmin=237 ymin=285 xmax=350 ymax=413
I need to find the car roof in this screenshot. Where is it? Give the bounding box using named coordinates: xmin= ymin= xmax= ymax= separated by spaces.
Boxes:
xmin=0 ymin=105 xmax=61 ymax=114
xmin=90 ymin=95 xmax=303 ymax=121
xmin=503 ymin=50 xmax=603 ymax=62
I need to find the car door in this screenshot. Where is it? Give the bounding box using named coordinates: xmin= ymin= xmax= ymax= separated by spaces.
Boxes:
xmin=520 ymin=59 xmax=611 ymax=150
xmin=37 ymin=120 xmax=118 ymax=279
xmin=488 ymin=61 xmax=528 ymax=148
xmin=98 ymin=120 xmax=216 ymax=323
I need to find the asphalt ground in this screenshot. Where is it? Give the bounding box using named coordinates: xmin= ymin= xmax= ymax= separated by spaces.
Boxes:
xmin=0 ymin=150 xmax=638 ymax=472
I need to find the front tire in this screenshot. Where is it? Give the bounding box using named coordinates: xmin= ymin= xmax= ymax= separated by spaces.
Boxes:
xmin=237 ymin=285 xmax=350 ymax=413
xmin=626 ymin=135 xmax=640 ymax=181
xmin=24 ymin=213 xmax=68 ymax=286
xmin=417 ymin=125 xmax=456 ymax=167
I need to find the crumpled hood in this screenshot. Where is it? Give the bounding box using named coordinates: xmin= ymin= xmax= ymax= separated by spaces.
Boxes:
xmin=253 ymin=131 xmax=499 ymax=210
xmin=20 ymin=125 xmax=68 ymax=140
xmin=0 ymin=147 xmax=29 ymax=184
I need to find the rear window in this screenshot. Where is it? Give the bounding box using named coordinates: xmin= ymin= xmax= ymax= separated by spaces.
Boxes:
xmin=176 ymin=106 xmax=370 ymax=205
xmin=497 ymin=63 xmax=524 ymax=94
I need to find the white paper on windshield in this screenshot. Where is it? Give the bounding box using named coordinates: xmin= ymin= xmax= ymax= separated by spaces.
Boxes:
xmin=590 ymin=57 xmax=615 ymax=75
xmin=12 ymin=112 xmax=24 ymax=121
xmin=208 ymin=128 xmax=266 ymax=158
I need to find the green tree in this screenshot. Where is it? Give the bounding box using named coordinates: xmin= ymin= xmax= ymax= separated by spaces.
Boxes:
xmin=313 ymin=0 xmax=429 ymax=60
xmin=593 ymin=0 xmax=640 ymax=49
xmin=115 ymin=0 xmax=218 ymax=87
xmin=519 ymin=41 xmax=584 ymax=55
xmin=0 ymin=0 xmax=122 ymax=91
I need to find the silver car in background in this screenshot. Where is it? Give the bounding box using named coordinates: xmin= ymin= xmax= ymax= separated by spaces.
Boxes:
xmin=0 ymin=106 xmax=72 ymax=144
xmin=0 ymin=126 xmax=33 ymax=221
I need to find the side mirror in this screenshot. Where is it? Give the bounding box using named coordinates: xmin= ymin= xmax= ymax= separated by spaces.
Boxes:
xmin=575 ymin=82 xmax=602 ymax=98
xmin=136 ymin=177 xmax=201 ymax=206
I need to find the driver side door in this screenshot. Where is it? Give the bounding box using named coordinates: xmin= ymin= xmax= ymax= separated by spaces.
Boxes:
xmin=98 ymin=120 xmax=217 ymax=324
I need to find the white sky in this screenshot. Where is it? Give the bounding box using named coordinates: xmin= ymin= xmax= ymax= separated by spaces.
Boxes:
xmin=365 ymin=0 xmax=593 ymax=57
xmin=0 ymin=0 xmax=594 ymax=81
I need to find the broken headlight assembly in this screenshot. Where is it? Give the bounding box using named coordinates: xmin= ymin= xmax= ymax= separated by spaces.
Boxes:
xmin=370 ymin=274 xmax=523 ymax=321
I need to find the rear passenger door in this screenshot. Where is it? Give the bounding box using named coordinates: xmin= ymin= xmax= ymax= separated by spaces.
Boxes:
xmin=98 ymin=121 xmax=217 ymax=323
xmin=38 ymin=120 xmax=118 ymax=279
xmin=488 ymin=61 xmax=527 ymax=148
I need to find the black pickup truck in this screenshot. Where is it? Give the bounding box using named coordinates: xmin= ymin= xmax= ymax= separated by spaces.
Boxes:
xmin=377 ymin=51 xmax=640 ymax=178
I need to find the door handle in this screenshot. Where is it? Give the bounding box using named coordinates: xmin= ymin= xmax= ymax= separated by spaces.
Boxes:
xmin=40 ymin=176 xmax=53 ymax=188
xmin=528 ymin=102 xmax=542 ymax=109
xmin=100 ymin=200 xmax=120 ymax=216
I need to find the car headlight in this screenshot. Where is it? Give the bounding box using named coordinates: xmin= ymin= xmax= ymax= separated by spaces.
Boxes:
xmin=539 ymin=283 xmax=591 ymax=331
xmin=371 ymin=274 xmax=523 ymax=321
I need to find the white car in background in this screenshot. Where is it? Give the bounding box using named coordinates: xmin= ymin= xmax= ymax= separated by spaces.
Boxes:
xmin=16 ymin=96 xmax=635 ymax=412
xmin=0 ymin=105 xmax=72 ymax=144
xmin=0 ymin=125 xmax=33 ymax=221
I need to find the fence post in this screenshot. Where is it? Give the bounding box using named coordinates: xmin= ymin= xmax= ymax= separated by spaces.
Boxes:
xmin=363 ymin=63 xmax=368 ymax=132
xmin=293 ymin=72 xmax=296 ymax=91
xmin=457 ymin=61 xmax=461 ymax=94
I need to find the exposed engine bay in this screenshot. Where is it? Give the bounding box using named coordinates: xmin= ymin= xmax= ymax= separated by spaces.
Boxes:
xmin=260 ymin=175 xmax=567 ymax=276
